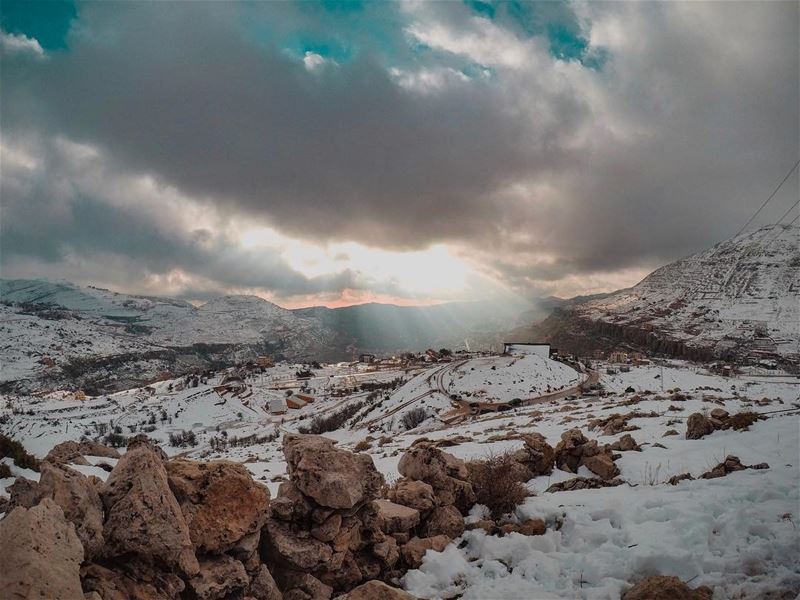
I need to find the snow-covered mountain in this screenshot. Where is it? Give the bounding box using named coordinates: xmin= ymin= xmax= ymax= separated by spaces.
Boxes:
xmin=532 ymin=224 xmax=800 ymax=364
xmin=0 ymin=280 xmax=337 ymax=393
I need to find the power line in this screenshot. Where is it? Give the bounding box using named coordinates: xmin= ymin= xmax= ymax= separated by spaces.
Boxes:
xmin=772 ymin=197 xmax=800 ymax=228
xmin=733 ymin=159 xmax=800 ymax=238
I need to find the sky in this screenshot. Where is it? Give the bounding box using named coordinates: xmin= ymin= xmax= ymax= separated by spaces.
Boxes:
xmin=1 ymin=0 xmax=798 ymax=309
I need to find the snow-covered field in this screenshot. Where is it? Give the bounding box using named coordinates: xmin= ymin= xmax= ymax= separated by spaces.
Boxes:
xmin=2 ymin=357 xmax=799 ymax=598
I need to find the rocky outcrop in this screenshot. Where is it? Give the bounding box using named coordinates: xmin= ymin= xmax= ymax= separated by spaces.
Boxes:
xmin=189 ymin=556 xmax=249 ymax=600
xmin=0 ymin=498 xmax=84 ymax=600
xmin=509 ymin=432 xmax=555 ymax=476
xmin=399 ymin=535 xmax=451 ymax=568
xmin=100 ymin=438 xmax=199 ymax=576
xmin=687 ymin=411 xmax=766 ymax=439
xmin=622 ymin=575 xmax=712 ymax=600
xmin=44 ymin=440 xmax=120 ymax=466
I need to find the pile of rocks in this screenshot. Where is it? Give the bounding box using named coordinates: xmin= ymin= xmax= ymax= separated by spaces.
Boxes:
xmin=685 ymin=410 xmax=766 ymax=439
xmin=554 ymin=428 xmax=620 ymax=480
xmin=261 ymin=434 xmax=392 ymax=597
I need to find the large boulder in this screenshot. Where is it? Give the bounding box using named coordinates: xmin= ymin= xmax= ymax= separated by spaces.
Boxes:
xmin=0 ymin=498 xmax=84 ymax=600
xmin=37 ymin=461 xmax=105 ymax=559
xmin=338 ymin=580 xmax=417 ymax=599
xmin=397 ymin=443 xmax=476 ymax=512
xmin=622 ymin=575 xmax=712 ymax=600
xmin=581 ymin=452 xmax=620 ymax=480
xmin=166 ymin=459 xmax=270 ymax=554
xmin=686 ymin=413 xmax=715 ymax=440
xmin=189 ymin=556 xmax=249 ymax=600
xmin=44 ymin=440 xmax=120 ymax=465
xmin=283 ymin=435 xmax=384 ymax=510
xmin=100 ymin=439 xmax=199 ymax=576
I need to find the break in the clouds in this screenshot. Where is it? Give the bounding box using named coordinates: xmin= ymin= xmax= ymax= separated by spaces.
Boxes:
xmin=1 ymin=1 xmax=798 ymax=306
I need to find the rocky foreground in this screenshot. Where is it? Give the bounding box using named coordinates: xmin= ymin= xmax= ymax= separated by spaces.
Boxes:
xmin=2 ymin=430 xmax=723 ymax=600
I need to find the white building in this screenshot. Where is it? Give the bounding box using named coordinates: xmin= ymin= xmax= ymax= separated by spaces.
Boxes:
xmin=503 ymin=343 xmax=551 ymax=358
xmin=269 ymin=397 xmax=288 ymax=414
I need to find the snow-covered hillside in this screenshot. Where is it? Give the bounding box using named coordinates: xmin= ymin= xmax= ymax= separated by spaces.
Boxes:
xmin=560 ymin=225 xmax=800 ymax=363
xmin=0 ymin=279 xmax=336 ymax=392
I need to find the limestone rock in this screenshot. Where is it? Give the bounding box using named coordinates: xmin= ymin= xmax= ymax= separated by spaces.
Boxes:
xmin=622 ymin=575 xmax=712 ymax=600
xmin=189 ymin=555 xmax=249 ymax=600
xmin=0 ymin=498 xmax=84 ymax=600
xmin=37 ymin=461 xmax=105 ymax=559
xmin=81 ymin=562 xmax=184 ymax=600
xmin=167 ymin=458 xmax=270 ymax=554
xmin=338 ymin=580 xmax=417 ymax=600
xmin=250 ymin=564 xmax=283 ymax=600
xmin=261 ymin=518 xmax=333 ymax=571
xmin=311 ymin=512 xmax=343 ymax=542
xmin=376 ymin=499 xmax=421 ymax=534
xmin=283 ymin=435 xmax=384 ymax=510
xmin=389 ymin=479 xmax=436 ymax=513
xmin=513 ymin=432 xmax=555 ymax=475
xmin=400 ymin=535 xmax=450 ymax=568
xmin=581 ymin=452 xmax=620 ymax=480
xmin=517 ymin=518 xmax=546 ymax=536
xmin=422 ymin=505 xmax=464 ymax=539
xmin=398 ymin=443 xmax=475 ymax=512
xmin=100 ymin=439 xmax=199 ymax=576
xmin=686 ymin=413 xmax=714 ymax=440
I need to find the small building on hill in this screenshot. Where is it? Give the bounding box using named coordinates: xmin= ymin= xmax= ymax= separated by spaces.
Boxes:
xmin=269 ymin=397 xmax=288 ymax=414
xmin=502 ymin=343 xmax=551 ymax=358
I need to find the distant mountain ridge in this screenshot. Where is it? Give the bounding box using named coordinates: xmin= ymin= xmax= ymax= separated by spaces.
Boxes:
xmin=527 ymin=224 xmax=800 ymax=364
xmin=0 ymin=279 xmax=548 ymax=393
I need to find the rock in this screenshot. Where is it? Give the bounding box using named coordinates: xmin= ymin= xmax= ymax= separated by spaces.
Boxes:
xmin=100 ymin=439 xmax=199 ymax=576
xmin=37 ymin=461 xmax=105 ymax=559
xmin=81 ymin=562 xmax=184 ymax=600
xmin=545 ymin=477 xmax=625 ymax=493
xmin=0 ymin=498 xmax=84 ymax=600
xmin=581 ymin=452 xmax=620 ymax=480
xmin=167 ymin=458 xmax=270 ymax=554
xmin=389 ymin=479 xmax=436 ymax=513
xmin=663 ymin=429 xmax=679 ymax=437
xmin=7 ymin=476 xmax=40 ymax=508
xmin=517 ymin=518 xmax=546 ymax=536
xmin=709 ymin=408 xmax=729 ymax=420
xmin=283 ymin=435 xmax=384 ymax=510
xmin=668 ymin=473 xmax=694 ymax=485
xmin=311 ymin=512 xmax=342 ymax=542
xmin=372 ymin=536 xmax=400 ymax=567
xmin=610 ymin=434 xmax=640 ymax=452
xmin=273 ymin=482 xmax=313 ymax=521
xmin=701 ymin=455 xmax=749 ymax=479
xmin=398 ymin=443 xmax=475 ymax=512
xmin=622 ymin=575 xmax=712 ymax=600
xmin=465 ymin=519 xmax=496 ymax=534
xmin=189 ymin=555 xmax=249 ymax=600
xmin=338 ymin=580 xmax=416 ymax=600
xmin=44 ymin=440 xmax=120 ymax=465
xmin=249 ymin=564 xmax=283 ymax=600
xmin=686 ymin=413 xmax=714 ymax=440
xmin=261 ymin=518 xmax=333 ymax=571
xmin=274 ymin=571 xmax=332 ymax=600
xmin=554 ymin=428 xmax=589 ymax=473
xmin=376 ymin=499 xmax=421 ymax=534
xmin=513 ymin=433 xmax=555 ymax=475
xmin=400 ymin=535 xmax=451 ymax=568
xmin=422 ymin=505 xmax=464 ymax=538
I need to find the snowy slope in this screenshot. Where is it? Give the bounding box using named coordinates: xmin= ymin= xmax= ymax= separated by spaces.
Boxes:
xmin=567 ymin=225 xmax=799 ymax=362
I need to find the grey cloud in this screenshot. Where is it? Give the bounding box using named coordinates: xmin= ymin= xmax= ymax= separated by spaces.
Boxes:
xmin=1 ymin=1 xmax=797 ymax=298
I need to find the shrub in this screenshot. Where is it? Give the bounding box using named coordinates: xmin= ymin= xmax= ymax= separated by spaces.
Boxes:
xmin=300 ymin=401 xmax=366 ymax=434
xmin=354 ymin=439 xmax=372 ymax=452
xmin=467 ymin=451 xmax=530 ymax=520
xmin=0 ymin=433 xmax=40 ymax=471
xmin=400 ymin=407 xmax=429 ymax=431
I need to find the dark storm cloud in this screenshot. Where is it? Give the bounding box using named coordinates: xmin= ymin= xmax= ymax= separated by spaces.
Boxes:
xmin=1 ymin=1 xmax=798 ymax=297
